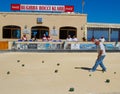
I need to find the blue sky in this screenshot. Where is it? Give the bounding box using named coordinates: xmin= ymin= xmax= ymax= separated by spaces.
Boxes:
xmin=0 ymin=0 xmax=120 ymax=24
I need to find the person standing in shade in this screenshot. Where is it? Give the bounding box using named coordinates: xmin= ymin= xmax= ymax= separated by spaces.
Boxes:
xmin=90 ymin=39 xmax=107 ymax=72
xmin=42 ymin=34 xmax=47 ymax=41
xmin=72 ymin=35 xmax=78 ymax=42
xmin=66 ymin=35 xmax=72 ymax=42
xmin=64 ymin=35 xmax=72 ymax=49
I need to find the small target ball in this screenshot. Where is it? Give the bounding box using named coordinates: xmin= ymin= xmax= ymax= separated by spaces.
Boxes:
xmin=105 ymin=79 xmax=110 ymax=83
xmin=7 ymin=71 xmax=10 ymax=75
xmin=54 ymin=70 xmax=58 ymax=73
xmin=89 ymin=74 xmax=92 ymax=77
xmin=57 ymin=63 xmax=60 ymax=66
xmin=22 ymin=64 xmax=25 ymax=67
xmin=69 ymin=87 xmax=74 ymax=92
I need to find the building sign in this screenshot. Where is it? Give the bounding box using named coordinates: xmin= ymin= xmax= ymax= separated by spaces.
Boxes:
xmin=28 ymin=44 xmax=37 ymax=49
xmin=80 ymin=44 xmax=96 ymax=50
xmin=71 ymin=44 xmax=80 ymax=50
xmin=11 ymin=4 xmax=74 ymax=12
xmin=23 ymin=29 xmax=30 ymax=34
xmin=104 ymin=44 xmax=114 ymax=50
xmin=37 ymin=18 xmax=42 ymax=23
xmin=51 ymin=30 xmax=58 ymax=36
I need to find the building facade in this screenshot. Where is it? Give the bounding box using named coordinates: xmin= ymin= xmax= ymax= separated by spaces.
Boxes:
xmin=0 ymin=12 xmax=87 ymax=42
xmin=0 ymin=12 xmax=120 ymax=42
xmin=87 ymin=23 xmax=120 ymax=42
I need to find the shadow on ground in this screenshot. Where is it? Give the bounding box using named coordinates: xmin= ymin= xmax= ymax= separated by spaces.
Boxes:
xmin=74 ymin=67 xmax=91 ymax=71
xmin=74 ymin=67 xmax=101 ymax=71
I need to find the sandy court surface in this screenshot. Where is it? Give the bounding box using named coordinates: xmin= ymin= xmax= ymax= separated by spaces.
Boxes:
xmin=0 ymin=52 xmax=120 ymax=94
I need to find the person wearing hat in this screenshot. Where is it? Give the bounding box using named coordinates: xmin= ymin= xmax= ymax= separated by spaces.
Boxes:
xmin=99 ymin=36 xmax=105 ymax=43
xmin=90 ymin=39 xmax=107 ymax=72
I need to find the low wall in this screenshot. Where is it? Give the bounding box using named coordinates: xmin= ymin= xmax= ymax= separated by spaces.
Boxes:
xmin=8 ymin=41 xmax=120 ymax=51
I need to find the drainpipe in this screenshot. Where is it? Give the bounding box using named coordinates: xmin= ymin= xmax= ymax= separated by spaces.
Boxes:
xmin=108 ymin=28 xmax=111 ymax=42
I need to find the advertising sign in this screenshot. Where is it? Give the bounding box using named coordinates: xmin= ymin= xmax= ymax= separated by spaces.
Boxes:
xmin=28 ymin=44 xmax=37 ymax=49
xmin=11 ymin=4 xmax=74 ymax=12
xmin=80 ymin=44 xmax=96 ymax=50
xmin=71 ymin=44 xmax=80 ymax=50
xmin=104 ymin=44 xmax=114 ymax=50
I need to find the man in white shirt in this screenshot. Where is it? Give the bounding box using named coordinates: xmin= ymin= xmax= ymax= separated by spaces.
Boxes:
xmin=90 ymin=39 xmax=107 ymax=72
xmin=99 ymin=36 xmax=105 ymax=43
xmin=66 ymin=35 xmax=72 ymax=41
xmin=72 ymin=35 xmax=78 ymax=42
xmin=64 ymin=35 xmax=72 ymax=49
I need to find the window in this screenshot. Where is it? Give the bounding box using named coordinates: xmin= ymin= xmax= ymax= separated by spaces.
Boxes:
xmin=87 ymin=28 xmax=109 ymax=41
xmin=110 ymin=29 xmax=120 ymax=42
xmin=31 ymin=26 xmax=49 ymax=39
xmin=59 ymin=27 xmax=77 ymax=39
xmin=3 ymin=25 xmax=21 ymax=39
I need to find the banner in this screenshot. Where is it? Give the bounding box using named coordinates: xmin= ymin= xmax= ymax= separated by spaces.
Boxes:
xmin=11 ymin=4 xmax=74 ymax=12
xmin=80 ymin=44 xmax=96 ymax=50
xmin=104 ymin=44 xmax=114 ymax=50
xmin=71 ymin=44 xmax=80 ymax=50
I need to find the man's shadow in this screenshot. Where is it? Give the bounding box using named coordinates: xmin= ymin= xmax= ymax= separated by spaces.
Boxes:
xmin=74 ymin=67 xmax=101 ymax=71
xmin=74 ymin=67 xmax=91 ymax=71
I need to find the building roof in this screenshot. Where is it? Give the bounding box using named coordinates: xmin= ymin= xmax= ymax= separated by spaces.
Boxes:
xmin=87 ymin=22 xmax=120 ymax=29
xmin=0 ymin=12 xmax=87 ymax=16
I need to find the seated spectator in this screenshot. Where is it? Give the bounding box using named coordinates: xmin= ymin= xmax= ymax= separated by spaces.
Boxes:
xmin=22 ymin=34 xmax=27 ymax=41
xmin=82 ymin=37 xmax=86 ymax=41
xmin=72 ymin=35 xmax=78 ymax=42
xmin=66 ymin=35 xmax=72 ymax=42
xmin=65 ymin=35 xmax=72 ymax=49
xmin=47 ymin=36 xmax=52 ymax=41
xmin=42 ymin=34 xmax=47 ymax=41
xmin=114 ymin=41 xmax=119 ymax=47
xmin=91 ymin=36 xmax=95 ymax=42
xmin=32 ymin=35 xmax=37 ymax=41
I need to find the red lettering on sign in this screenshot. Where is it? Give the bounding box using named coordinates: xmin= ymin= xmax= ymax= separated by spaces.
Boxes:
xmin=25 ymin=6 xmax=38 ymax=10
xmin=52 ymin=7 xmax=56 ymax=11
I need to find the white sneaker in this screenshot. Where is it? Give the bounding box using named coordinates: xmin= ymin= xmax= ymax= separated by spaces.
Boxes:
xmin=89 ymin=69 xmax=95 ymax=72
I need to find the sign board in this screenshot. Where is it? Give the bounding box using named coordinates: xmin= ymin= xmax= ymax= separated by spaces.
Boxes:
xmin=51 ymin=30 xmax=58 ymax=36
xmin=11 ymin=4 xmax=74 ymax=12
xmin=28 ymin=44 xmax=37 ymax=49
xmin=104 ymin=44 xmax=114 ymax=50
xmin=37 ymin=18 xmax=42 ymax=23
xmin=80 ymin=44 xmax=96 ymax=50
xmin=23 ymin=29 xmax=30 ymax=34
xmin=71 ymin=44 xmax=80 ymax=50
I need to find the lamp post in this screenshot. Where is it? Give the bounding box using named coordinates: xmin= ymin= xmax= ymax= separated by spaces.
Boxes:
xmin=82 ymin=0 xmax=85 ymax=13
